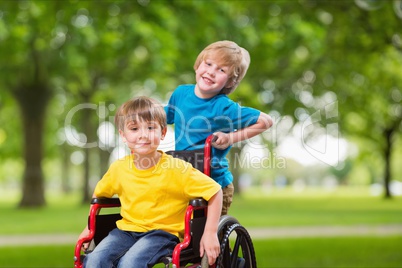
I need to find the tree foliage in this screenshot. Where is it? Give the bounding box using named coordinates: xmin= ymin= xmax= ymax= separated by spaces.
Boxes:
xmin=0 ymin=0 xmax=401 ymax=207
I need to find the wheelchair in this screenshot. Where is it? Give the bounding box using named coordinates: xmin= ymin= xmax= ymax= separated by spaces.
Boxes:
xmin=74 ymin=135 xmax=257 ymax=268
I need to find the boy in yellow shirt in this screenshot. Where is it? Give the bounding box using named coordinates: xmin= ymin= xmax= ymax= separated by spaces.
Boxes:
xmin=78 ymin=96 xmax=222 ymax=267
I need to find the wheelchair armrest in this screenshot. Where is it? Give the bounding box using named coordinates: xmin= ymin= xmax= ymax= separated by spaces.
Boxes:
xmin=75 ymin=198 xmax=121 ymax=267
xmin=189 ymin=198 xmax=207 ymax=208
xmin=91 ymin=197 xmax=121 ymax=206
xmin=171 ymin=198 xmax=208 ymax=266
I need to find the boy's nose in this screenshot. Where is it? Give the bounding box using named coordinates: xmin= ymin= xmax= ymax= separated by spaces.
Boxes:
xmin=139 ymin=129 xmax=149 ymax=138
xmin=207 ymin=68 xmax=215 ymax=77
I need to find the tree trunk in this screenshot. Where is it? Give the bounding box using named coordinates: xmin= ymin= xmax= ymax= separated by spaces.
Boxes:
xmin=18 ymin=114 xmax=46 ymax=207
xmin=383 ymin=126 xmax=395 ymax=199
xmin=81 ymin=97 xmax=92 ymax=204
xmin=13 ymin=82 xmax=51 ymax=208
xmin=61 ymin=143 xmax=71 ymax=194
xmin=99 ymin=148 xmax=111 ymax=179
xmin=11 ymin=35 xmax=52 ymax=208
xmin=82 ymin=145 xmax=91 ymax=204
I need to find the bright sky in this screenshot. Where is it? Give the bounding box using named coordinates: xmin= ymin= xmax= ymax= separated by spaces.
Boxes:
xmin=275 ymin=135 xmax=349 ymax=167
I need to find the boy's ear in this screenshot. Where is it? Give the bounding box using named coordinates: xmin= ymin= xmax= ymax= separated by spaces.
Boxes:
xmin=161 ymin=127 xmax=167 ymax=140
xmin=225 ymin=79 xmax=236 ymax=89
xmin=118 ymin=129 xmax=127 ymax=142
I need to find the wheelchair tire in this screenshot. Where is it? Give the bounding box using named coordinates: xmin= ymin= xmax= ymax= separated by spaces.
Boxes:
xmin=218 ymin=215 xmax=240 ymax=234
xmin=217 ymin=223 xmax=257 ymax=268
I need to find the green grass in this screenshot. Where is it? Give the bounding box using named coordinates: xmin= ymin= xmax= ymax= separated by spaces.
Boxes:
xmin=254 ymin=236 xmax=402 ymax=268
xmin=0 ymin=187 xmax=401 ymax=267
xmin=1 ymin=236 xmax=401 ymax=267
xmin=0 ymin=245 xmax=73 ymax=268
xmin=1 ymin=187 xmax=401 ymax=235
xmin=0 ymin=194 xmax=89 ymax=235
xmin=231 ymin=192 xmax=402 ymax=227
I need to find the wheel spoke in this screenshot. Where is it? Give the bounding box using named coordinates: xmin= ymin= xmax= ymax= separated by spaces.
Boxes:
xmin=230 ymin=234 xmax=242 ymax=265
xmin=217 ymin=220 xmax=256 ymax=268
xmin=222 ymin=239 xmax=231 ymax=267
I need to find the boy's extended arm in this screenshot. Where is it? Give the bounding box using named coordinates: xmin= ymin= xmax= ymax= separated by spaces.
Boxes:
xmin=213 ymin=111 xmax=273 ymax=149
xmin=78 ymin=193 xmax=97 ymax=250
xmin=199 ymin=189 xmax=223 ymax=265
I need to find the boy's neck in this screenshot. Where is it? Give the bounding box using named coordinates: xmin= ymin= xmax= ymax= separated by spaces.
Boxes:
xmin=194 ymin=84 xmax=221 ymax=99
xmin=133 ymin=151 xmax=162 ymax=170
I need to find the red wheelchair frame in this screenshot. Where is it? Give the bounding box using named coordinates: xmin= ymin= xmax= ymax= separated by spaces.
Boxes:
xmin=74 ymin=135 xmax=256 ymax=268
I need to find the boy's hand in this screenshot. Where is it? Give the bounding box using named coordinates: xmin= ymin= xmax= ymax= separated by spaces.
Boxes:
xmin=78 ymin=227 xmax=90 ymax=250
xmin=199 ymin=231 xmax=220 ymax=265
xmin=211 ymin=132 xmax=232 ymax=149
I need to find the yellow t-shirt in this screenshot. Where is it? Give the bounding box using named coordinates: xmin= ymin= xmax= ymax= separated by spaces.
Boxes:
xmin=94 ymin=151 xmax=220 ymax=238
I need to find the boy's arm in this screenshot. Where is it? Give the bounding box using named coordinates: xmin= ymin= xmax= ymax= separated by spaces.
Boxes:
xmin=78 ymin=193 xmax=97 ymax=250
xmin=199 ymin=189 xmax=223 ymax=265
xmin=213 ymin=112 xmax=273 ymax=149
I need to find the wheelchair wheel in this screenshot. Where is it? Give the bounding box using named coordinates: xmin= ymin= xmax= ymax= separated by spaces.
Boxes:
xmin=216 ymin=222 xmax=257 ymax=268
xmin=218 ymin=215 xmax=240 ymax=234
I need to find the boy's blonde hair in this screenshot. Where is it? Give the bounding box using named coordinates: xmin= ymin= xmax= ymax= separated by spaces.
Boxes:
xmin=193 ymin=40 xmax=250 ymax=95
xmin=115 ymin=96 xmax=167 ymax=131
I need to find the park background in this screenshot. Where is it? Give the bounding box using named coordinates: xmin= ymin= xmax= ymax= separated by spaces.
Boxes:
xmin=0 ymin=0 xmax=401 ymax=267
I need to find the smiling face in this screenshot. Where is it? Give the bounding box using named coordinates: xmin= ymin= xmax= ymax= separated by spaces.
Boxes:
xmin=193 ymin=41 xmax=250 ymax=96
xmin=119 ymin=117 xmax=166 ymax=157
xmin=115 ymin=97 xmax=167 ymax=160
xmin=194 ymin=58 xmax=232 ymax=99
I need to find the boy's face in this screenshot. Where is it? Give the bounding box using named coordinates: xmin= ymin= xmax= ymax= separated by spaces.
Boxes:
xmin=195 ymin=58 xmax=233 ymax=98
xmin=119 ymin=118 xmax=166 ymax=157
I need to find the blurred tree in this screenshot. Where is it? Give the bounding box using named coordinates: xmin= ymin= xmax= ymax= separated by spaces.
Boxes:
xmin=59 ymin=1 xmax=187 ymax=203
xmin=0 ymin=1 xmax=255 ymax=204
xmin=0 ymin=2 xmax=62 ymax=207
xmin=229 ymin=1 xmax=402 ymax=198
xmin=0 ymin=0 xmax=401 ymax=207
xmin=307 ymin=1 xmax=402 ymax=198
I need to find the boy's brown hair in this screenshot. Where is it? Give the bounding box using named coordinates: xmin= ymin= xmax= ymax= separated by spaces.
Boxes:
xmin=193 ymin=40 xmax=250 ymax=95
xmin=115 ymin=96 xmax=167 ymax=131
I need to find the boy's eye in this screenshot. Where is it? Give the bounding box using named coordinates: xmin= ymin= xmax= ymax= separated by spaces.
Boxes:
xmin=126 ymin=123 xmax=138 ymax=131
xmin=204 ymin=60 xmax=212 ymax=65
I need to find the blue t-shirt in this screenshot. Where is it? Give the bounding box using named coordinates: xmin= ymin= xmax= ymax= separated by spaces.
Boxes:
xmin=165 ymin=84 xmax=261 ymax=188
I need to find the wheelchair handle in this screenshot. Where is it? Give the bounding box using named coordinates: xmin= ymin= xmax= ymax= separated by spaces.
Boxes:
xmin=203 ymin=135 xmax=214 ymax=177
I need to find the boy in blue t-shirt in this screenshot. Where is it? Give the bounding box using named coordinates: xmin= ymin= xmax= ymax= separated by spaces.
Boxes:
xmin=165 ymin=40 xmax=273 ymax=215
